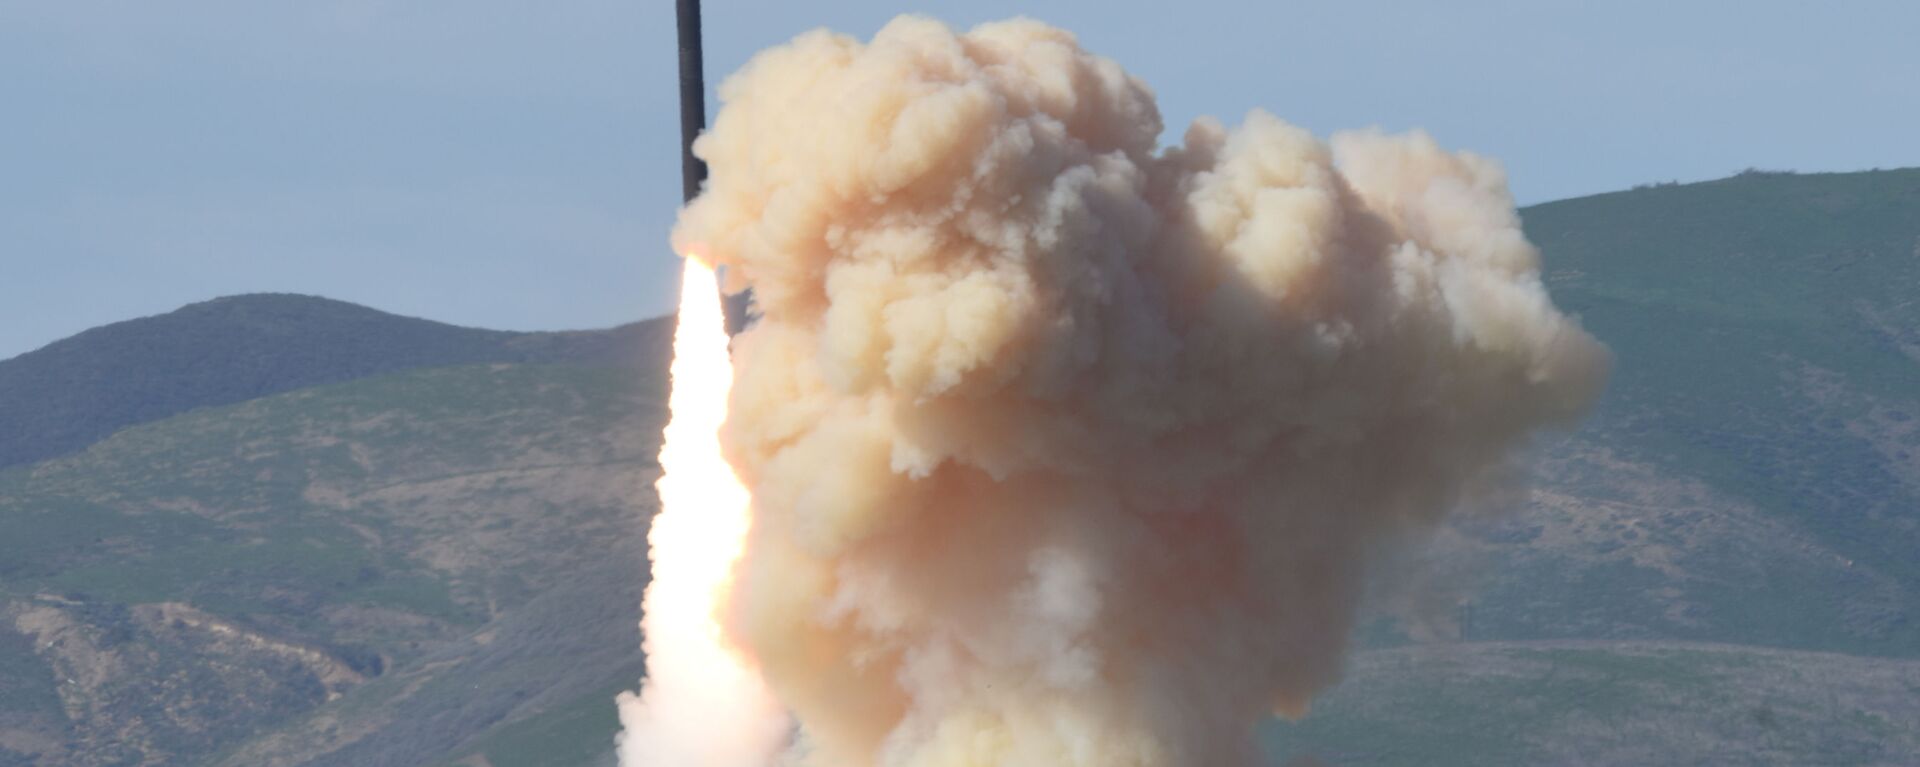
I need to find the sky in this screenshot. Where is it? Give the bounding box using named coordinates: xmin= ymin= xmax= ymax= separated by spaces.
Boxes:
xmin=3 ymin=0 xmax=1916 ymax=361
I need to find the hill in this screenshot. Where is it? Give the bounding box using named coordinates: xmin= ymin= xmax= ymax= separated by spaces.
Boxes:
xmin=0 ymin=361 xmax=665 ymax=766
xmin=1263 ymin=641 xmax=1920 ymax=766
xmin=0 ymin=294 xmax=669 ymax=470
xmin=1437 ymin=168 xmax=1920 ymax=656
xmin=1 ymin=167 xmax=1918 ymax=766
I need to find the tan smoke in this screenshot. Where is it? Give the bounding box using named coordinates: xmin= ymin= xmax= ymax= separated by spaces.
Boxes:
xmin=675 ymin=15 xmax=1608 ymax=767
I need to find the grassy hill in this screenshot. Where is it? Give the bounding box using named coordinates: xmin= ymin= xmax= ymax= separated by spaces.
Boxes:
xmin=0 ymin=293 xmax=669 ymax=471
xmin=0 ymin=359 xmax=665 ymax=766
xmin=0 ymin=167 xmax=1917 ymax=766
xmin=1263 ymin=641 xmax=1920 ymax=766
xmin=1465 ymin=168 xmax=1920 ymax=654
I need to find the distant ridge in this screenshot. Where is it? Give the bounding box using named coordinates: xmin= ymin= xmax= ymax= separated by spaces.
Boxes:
xmin=0 ymin=293 xmax=669 ymax=469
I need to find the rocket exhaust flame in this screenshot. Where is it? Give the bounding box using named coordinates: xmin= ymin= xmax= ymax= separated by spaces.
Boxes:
xmin=615 ymin=258 xmax=788 ymax=767
xmin=625 ymin=15 xmax=1608 ymax=767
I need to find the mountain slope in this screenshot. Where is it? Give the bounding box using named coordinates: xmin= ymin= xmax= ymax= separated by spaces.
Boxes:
xmin=1455 ymin=168 xmax=1920 ymax=655
xmin=0 ymin=293 xmax=669 ymax=470
xmin=1263 ymin=641 xmax=1920 ymax=766
xmin=0 ymin=359 xmax=665 ymax=767
xmin=2 ymin=167 xmax=1918 ymax=766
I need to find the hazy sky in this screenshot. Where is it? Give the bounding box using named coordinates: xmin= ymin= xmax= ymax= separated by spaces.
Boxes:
xmin=3 ymin=1 xmax=1915 ymax=360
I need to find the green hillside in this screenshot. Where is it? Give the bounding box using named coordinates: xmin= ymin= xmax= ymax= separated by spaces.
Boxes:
xmin=0 ymin=167 xmax=1917 ymax=766
xmin=1264 ymin=641 xmax=1920 ymax=766
xmin=1462 ymin=169 xmax=1920 ymax=654
xmin=0 ymin=293 xmax=668 ymax=470
xmin=0 ymin=359 xmax=665 ymax=767
xmin=1533 ymin=169 xmax=1920 ymax=559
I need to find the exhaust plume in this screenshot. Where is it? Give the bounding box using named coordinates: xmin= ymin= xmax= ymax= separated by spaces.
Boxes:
xmin=616 ymin=260 xmax=789 ymax=767
xmin=665 ymin=15 xmax=1607 ymax=767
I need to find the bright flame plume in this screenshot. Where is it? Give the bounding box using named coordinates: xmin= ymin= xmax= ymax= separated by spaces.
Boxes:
xmin=616 ymin=258 xmax=789 ymax=767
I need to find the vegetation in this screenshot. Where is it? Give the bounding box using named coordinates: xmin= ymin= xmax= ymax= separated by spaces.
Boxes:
xmin=0 ymin=293 xmax=668 ymax=470
xmin=1504 ymin=167 xmax=1920 ymax=654
xmin=1264 ymin=642 xmax=1920 ymax=766
xmin=0 ymin=357 xmax=666 ymax=765
xmin=0 ymin=167 xmax=1917 ymax=765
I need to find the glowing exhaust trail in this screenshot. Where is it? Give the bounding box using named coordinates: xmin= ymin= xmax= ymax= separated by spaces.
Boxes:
xmin=615 ymin=258 xmax=788 ymax=767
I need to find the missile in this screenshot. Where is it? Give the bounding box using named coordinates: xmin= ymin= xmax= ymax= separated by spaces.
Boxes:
xmin=677 ymin=0 xmax=753 ymax=335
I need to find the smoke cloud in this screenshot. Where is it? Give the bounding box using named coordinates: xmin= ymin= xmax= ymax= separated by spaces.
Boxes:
xmin=673 ymin=15 xmax=1607 ymax=767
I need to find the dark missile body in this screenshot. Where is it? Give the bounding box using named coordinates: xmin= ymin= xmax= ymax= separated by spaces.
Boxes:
xmin=677 ymin=0 xmax=754 ymax=335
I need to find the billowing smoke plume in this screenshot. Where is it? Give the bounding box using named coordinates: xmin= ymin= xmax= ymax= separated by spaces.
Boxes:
xmin=672 ymin=15 xmax=1607 ymax=767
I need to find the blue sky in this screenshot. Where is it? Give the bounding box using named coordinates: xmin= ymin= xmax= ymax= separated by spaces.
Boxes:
xmin=3 ymin=0 xmax=1916 ymax=360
